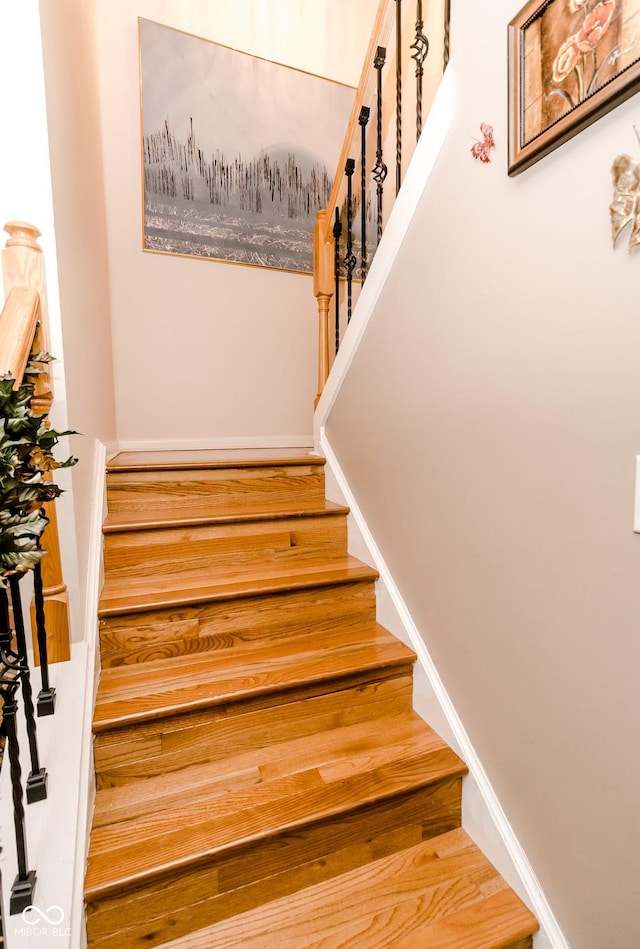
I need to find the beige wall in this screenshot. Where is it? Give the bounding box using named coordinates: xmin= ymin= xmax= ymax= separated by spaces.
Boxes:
xmin=39 ymin=0 xmax=117 ymax=626
xmin=326 ymin=3 xmax=640 ymax=947
xmin=93 ymin=0 xmax=376 ymax=448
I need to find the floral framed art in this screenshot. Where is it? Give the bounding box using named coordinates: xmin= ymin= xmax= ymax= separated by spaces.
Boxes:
xmin=508 ymin=0 xmax=640 ymax=175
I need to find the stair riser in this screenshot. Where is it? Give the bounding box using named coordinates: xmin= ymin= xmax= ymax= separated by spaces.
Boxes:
xmin=99 ymin=580 xmax=377 ymax=668
xmin=103 ymin=514 xmax=348 ymax=580
xmin=85 ymin=778 xmax=462 ymax=949
xmin=106 ymin=465 xmax=326 ymax=514
xmin=94 ymin=673 xmax=414 ymax=788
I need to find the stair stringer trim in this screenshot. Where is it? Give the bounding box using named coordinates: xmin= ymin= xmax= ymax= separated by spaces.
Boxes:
xmin=318 ymin=428 xmax=569 ymax=949
xmin=69 ymin=437 xmax=108 ymax=949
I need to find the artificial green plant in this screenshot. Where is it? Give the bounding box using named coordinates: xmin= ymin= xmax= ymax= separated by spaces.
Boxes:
xmin=0 ymin=355 xmax=76 ymax=576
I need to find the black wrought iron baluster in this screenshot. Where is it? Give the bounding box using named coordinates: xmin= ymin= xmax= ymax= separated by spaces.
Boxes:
xmin=372 ymin=46 xmax=388 ymax=246
xmin=444 ymin=0 xmax=451 ymax=70
xmin=358 ymin=106 xmax=370 ymax=282
xmin=1 ymin=678 xmax=37 ymax=914
xmin=395 ymin=0 xmax=402 ymax=194
xmin=411 ymin=0 xmax=429 ymax=139
xmin=343 ymin=159 xmax=356 ymax=326
xmin=33 ymin=559 xmax=56 ymax=716
xmin=0 ymin=586 xmax=37 ymax=914
xmin=7 ymin=574 xmax=47 ymax=803
xmin=332 ymin=207 xmax=342 ymax=355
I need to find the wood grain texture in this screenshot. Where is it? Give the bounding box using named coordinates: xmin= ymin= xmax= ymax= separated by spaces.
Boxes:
xmin=98 ymin=579 xmax=377 ymax=667
xmin=106 ymin=465 xmax=326 ymax=515
xmin=85 ymin=451 xmax=536 ymax=949
xmin=103 ymin=510 xmax=349 ymax=580
xmin=98 ymin=556 xmax=379 ymax=618
xmin=155 ymin=831 xmax=538 ymax=949
xmin=94 ymin=674 xmax=415 ymax=787
xmin=93 ymin=623 xmax=415 ymax=732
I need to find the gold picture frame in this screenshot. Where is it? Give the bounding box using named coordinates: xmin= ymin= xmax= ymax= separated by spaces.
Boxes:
xmin=508 ymin=0 xmax=640 ymax=176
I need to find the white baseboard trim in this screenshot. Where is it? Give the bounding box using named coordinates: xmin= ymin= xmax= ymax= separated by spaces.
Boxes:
xmin=116 ymin=435 xmax=314 ymax=452
xmin=69 ymin=438 xmax=106 ymax=949
xmin=319 ymin=428 xmax=570 ymax=949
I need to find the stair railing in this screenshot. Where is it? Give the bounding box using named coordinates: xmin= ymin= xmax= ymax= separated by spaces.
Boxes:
xmin=1 ymin=222 xmax=71 ymax=667
xmin=0 ymin=220 xmax=70 ymax=914
xmin=313 ymin=0 xmax=451 ymax=405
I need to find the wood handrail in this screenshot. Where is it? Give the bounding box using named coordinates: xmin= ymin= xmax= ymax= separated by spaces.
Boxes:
xmin=313 ymin=0 xmax=450 ymax=405
xmin=320 ymin=0 xmax=393 ymax=248
xmin=1 ymin=221 xmax=71 ymax=664
xmin=0 ymin=287 xmax=41 ymax=383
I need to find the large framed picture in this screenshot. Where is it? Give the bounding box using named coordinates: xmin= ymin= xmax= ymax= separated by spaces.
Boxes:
xmin=139 ymin=19 xmax=354 ymax=273
xmin=508 ymin=0 xmax=640 ymax=176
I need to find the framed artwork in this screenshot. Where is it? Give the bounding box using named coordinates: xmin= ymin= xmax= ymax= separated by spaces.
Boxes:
xmin=139 ymin=19 xmax=354 ymax=273
xmin=508 ymin=0 xmax=640 ymax=175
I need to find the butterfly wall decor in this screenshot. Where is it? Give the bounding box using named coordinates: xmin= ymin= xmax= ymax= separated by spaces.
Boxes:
xmin=610 ymin=153 xmax=640 ymax=251
xmin=471 ymin=123 xmax=495 ymax=164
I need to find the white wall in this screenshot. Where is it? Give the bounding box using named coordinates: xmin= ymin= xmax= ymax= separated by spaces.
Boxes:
xmin=93 ymin=0 xmax=376 ymax=449
xmin=324 ymin=2 xmax=640 ymax=947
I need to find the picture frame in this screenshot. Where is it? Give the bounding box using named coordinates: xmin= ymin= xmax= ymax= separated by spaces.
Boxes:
xmin=508 ymin=0 xmax=640 ymax=176
xmin=138 ymin=19 xmax=354 ymax=273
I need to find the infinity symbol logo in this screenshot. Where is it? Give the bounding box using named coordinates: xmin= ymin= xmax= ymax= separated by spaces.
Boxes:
xmin=21 ymin=904 xmax=65 ymax=925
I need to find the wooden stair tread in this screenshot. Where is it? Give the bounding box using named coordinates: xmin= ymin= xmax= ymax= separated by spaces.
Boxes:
xmin=155 ymin=830 xmax=537 ymax=949
xmin=91 ymin=711 xmax=446 ymax=827
xmin=85 ymin=719 xmax=466 ymax=900
xmin=98 ymin=556 xmax=378 ymax=617
xmin=103 ymin=498 xmax=349 ymax=533
xmin=93 ymin=623 xmax=416 ymax=731
xmin=107 ymin=448 xmax=324 ymax=472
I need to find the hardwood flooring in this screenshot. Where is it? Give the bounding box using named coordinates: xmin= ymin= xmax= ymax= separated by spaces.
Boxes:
xmin=84 ymin=450 xmax=537 ymax=948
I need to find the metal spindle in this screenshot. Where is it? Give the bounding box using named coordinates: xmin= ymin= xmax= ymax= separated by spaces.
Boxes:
xmin=333 ymin=207 xmax=342 ymax=355
xmin=411 ymin=0 xmax=429 ymax=139
xmin=372 ymin=46 xmax=388 ymax=246
xmin=358 ymin=106 xmax=370 ymax=282
xmin=395 ymin=0 xmax=402 ymax=194
xmin=343 ymin=159 xmax=356 ymax=326
xmin=0 ymin=589 xmax=37 ymax=914
xmin=7 ymin=574 xmax=47 ymax=803
xmin=444 ymin=0 xmax=451 ymax=70
xmin=32 ymin=560 xmax=56 ymax=716
xmin=1 ymin=681 xmax=37 ymax=915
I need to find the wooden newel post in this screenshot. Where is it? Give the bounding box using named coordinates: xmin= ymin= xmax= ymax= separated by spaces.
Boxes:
xmin=313 ymin=210 xmax=334 ymax=408
xmin=2 ymin=221 xmax=71 ymax=664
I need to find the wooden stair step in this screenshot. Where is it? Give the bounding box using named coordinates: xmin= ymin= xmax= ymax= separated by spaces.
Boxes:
xmin=155 ymin=829 xmax=538 ymax=949
xmin=98 ymin=578 xmax=377 ymax=668
xmin=93 ymin=623 xmax=416 ymax=732
xmin=85 ymin=714 xmax=466 ymax=902
xmin=106 ymin=451 xmax=327 ymax=514
xmin=91 ymin=711 xmax=447 ymax=829
xmin=93 ymin=672 xmax=416 ymax=789
xmin=102 ymin=507 xmax=350 ymax=581
xmin=98 ymin=556 xmax=378 ymax=617
xmin=106 ymin=448 xmax=325 ymax=472
xmin=103 ymin=497 xmax=349 ymax=533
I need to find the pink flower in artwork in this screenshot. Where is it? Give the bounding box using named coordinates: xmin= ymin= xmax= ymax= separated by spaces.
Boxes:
xmin=552 ymin=35 xmax=581 ymax=82
xmin=576 ymin=1 xmax=616 ymax=52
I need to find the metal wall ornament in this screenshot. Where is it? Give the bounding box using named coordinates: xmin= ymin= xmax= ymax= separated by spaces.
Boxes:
xmin=610 ymin=149 xmax=640 ymax=248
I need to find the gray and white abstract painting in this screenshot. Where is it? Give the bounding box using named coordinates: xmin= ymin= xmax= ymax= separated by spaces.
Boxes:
xmin=139 ymin=19 xmax=354 ymax=273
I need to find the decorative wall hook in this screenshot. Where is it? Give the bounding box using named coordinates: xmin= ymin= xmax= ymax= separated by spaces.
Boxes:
xmin=471 ymin=123 xmax=495 ymax=163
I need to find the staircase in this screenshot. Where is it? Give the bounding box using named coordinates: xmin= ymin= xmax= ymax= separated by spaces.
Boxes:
xmin=84 ymin=448 xmax=538 ymax=948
